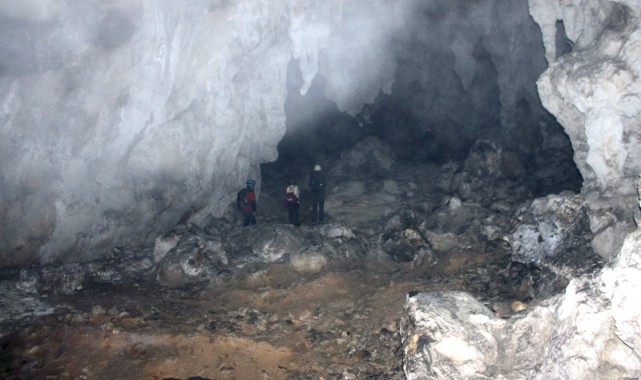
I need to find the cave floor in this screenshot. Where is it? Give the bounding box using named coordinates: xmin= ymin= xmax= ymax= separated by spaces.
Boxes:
xmin=0 ymin=247 xmax=514 ymax=380
xmin=0 ymin=161 xmax=534 ymax=379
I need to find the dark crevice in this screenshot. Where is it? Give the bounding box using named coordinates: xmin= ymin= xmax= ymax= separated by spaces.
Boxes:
xmin=555 ymin=20 xmax=573 ymax=59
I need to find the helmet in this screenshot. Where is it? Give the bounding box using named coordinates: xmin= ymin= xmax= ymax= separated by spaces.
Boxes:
xmin=246 ymin=179 xmax=256 ymax=187
xmin=314 ymin=164 xmax=321 ymax=171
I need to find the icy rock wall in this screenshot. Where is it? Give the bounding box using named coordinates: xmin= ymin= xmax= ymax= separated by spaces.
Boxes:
xmin=530 ymin=0 xmax=641 ymax=258
xmin=0 ymin=0 xmax=288 ymax=265
xmin=0 ymin=0 xmax=404 ymax=266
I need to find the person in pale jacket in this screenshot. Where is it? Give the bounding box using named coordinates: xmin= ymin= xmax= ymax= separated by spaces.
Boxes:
xmin=284 ymin=178 xmax=300 ymax=226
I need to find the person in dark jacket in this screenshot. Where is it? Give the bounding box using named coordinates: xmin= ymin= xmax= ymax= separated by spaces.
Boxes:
xmin=308 ymin=164 xmax=327 ymax=223
xmin=284 ymin=178 xmax=300 ymax=226
xmin=236 ymin=179 xmax=257 ymax=226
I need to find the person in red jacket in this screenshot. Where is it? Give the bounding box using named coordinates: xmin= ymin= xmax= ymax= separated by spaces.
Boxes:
xmin=236 ymin=179 xmax=257 ymax=226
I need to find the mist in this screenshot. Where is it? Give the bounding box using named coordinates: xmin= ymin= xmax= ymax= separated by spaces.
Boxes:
xmin=278 ymin=0 xmax=576 ymax=191
xmin=0 ymin=0 xmax=579 ymax=266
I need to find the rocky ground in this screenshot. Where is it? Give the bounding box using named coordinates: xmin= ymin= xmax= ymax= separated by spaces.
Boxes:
xmin=0 ymin=257 xmax=510 ymax=379
xmin=0 ymin=138 xmax=601 ymax=379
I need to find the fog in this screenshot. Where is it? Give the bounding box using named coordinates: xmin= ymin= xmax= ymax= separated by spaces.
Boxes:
xmin=2 ymin=1 xmax=641 ymax=378
xmin=0 ymin=0 xmax=581 ymax=266
xmin=278 ymin=0 xmax=579 ymax=196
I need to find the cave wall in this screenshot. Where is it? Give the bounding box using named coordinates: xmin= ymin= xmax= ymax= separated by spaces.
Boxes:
xmin=0 ymin=1 xmax=294 ymax=265
xmin=0 ymin=0 xmax=406 ymax=266
xmin=0 ymin=1 xmax=299 ymax=265
xmin=530 ymin=0 xmax=641 ymax=258
xmin=2 ymin=0 xmax=638 ymax=267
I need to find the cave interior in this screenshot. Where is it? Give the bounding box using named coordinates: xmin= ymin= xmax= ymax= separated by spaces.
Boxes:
xmin=3 ymin=0 xmax=636 ymax=379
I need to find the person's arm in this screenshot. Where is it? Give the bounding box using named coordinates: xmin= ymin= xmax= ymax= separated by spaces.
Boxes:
xmin=249 ymin=191 xmax=257 ymax=212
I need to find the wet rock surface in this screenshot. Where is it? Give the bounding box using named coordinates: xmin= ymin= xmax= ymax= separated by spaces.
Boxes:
xmin=0 ymin=137 xmax=601 ymax=379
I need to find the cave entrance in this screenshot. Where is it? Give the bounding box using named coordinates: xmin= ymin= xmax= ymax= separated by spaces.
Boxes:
xmin=264 ymin=0 xmax=582 ymax=198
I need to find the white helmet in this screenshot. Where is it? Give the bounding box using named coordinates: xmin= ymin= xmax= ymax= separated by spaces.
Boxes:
xmin=314 ymin=164 xmax=322 ymax=171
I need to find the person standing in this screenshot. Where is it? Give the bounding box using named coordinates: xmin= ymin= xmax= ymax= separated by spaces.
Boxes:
xmin=308 ymin=164 xmax=327 ymax=223
xmin=236 ymin=179 xmax=257 ymax=226
xmin=284 ymin=178 xmax=300 ymax=226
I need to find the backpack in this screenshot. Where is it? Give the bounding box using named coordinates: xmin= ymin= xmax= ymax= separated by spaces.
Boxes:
xmin=237 ymin=188 xmax=256 ymax=211
xmin=236 ymin=188 xmax=248 ymax=210
xmin=285 ymin=191 xmax=299 ymax=205
xmin=285 ymin=185 xmax=300 ymax=206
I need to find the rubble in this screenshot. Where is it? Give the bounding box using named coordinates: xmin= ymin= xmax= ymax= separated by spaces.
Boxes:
xmin=0 ymin=137 xmax=607 ymax=379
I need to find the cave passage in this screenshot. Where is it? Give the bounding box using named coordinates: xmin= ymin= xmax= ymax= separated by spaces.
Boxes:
xmin=266 ymin=51 xmax=582 ymax=200
xmin=0 ymin=0 xmax=610 ymax=379
xmin=264 ymin=0 xmax=583 ymax=197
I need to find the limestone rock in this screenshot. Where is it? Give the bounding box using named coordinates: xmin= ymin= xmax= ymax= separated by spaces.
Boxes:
xmin=84 ymin=263 xmax=123 ymax=284
xmin=329 ymin=136 xmax=396 ymax=176
xmin=290 ymin=252 xmax=328 ymax=273
xmin=246 ymin=224 xmax=306 ymax=264
xmin=325 ymin=181 xmax=398 ymax=225
xmin=532 ymin=0 xmax=641 ymax=258
xmin=601 ymin=228 xmax=641 ymax=356
xmin=463 ymin=140 xmax=501 ymax=179
xmin=528 ymin=0 xmax=617 ymax=64
xmin=153 ymin=233 xmax=181 ymax=263
xmin=452 ymin=140 xmax=535 ymax=203
xmin=507 ymin=193 xmax=588 ymax=263
xmin=17 ymin=263 xmax=85 ymax=295
xmin=155 ymin=225 xmax=229 ymax=288
xmin=314 ymin=223 xmax=356 ymax=240
xmin=156 ymin=247 xmax=212 ymax=289
xmin=498 ymin=231 xmax=641 ymax=379
xmin=402 ymin=228 xmax=641 ymax=379
xmin=401 ymin=291 xmax=503 ymax=379
xmin=424 ymin=231 xmax=469 ymax=253
xmin=0 ymin=281 xmax=55 ymax=337
xmin=381 ymin=212 xmax=434 ymax=263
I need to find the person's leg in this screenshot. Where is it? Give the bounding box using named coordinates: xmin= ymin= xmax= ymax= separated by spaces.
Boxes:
xmin=318 ymin=197 xmax=325 ymax=222
xmin=293 ymin=205 xmax=300 ymax=225
xmin=243 ymin=212 xmax=251 ymax=226
xmin=288 ymin=205 xmax=295 ymax=224
xmin=312 ymin=192 xmax=320 ymax=222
